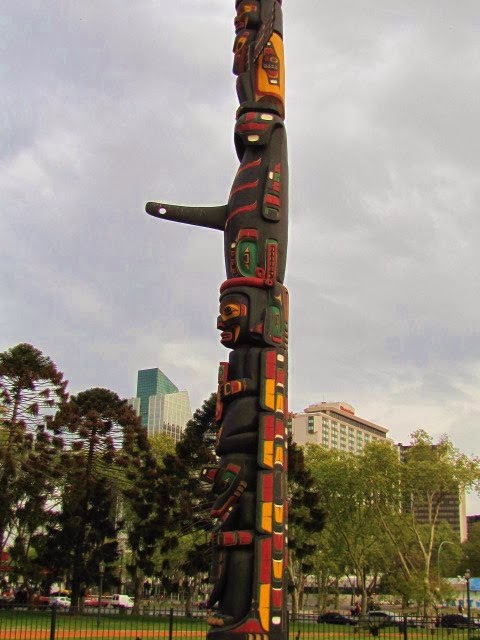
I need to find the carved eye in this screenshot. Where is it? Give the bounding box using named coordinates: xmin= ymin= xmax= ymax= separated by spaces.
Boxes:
xmin=224 ymin=306 xmax=233 ymax=315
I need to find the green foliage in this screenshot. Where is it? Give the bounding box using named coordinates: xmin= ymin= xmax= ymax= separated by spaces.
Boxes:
xmin=305 ymin=442 xmax=394 ymax=612
xmin=302 ymin=435 xmax=480 ymax=612
xmin=3 ymin=342 xmax=480 ymax=616
xmin=48 ymin=387 xmax=143 ymax=607
xmin=287 ymin=438 xmax=325 ymax=615
xmin=149 ymin=433 xmax=176 ymax=468
xmin=151 ymin=393 xmax=217 ymax=598
xmin=0 ymin=343 xmax=67 ymax=563
xmin=288 ymin=439 xmax=325 ymax=566
xmin=459 ymin=522 xmax=480 ymax=576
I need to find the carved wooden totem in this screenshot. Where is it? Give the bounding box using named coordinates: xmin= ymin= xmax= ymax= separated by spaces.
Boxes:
xmin=146 ymin=2 xmax=288 ymax=638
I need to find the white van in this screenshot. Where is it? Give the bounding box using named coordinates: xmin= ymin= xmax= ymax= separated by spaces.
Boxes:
xmin=109 ymin=594 xmax=134 ymax=609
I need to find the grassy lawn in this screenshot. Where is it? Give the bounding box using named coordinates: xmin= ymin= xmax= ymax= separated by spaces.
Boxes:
xmin=1 ymin=612 xmax=477 ymax=640
xmin=0 ymin=610 xmax=209 ymax=638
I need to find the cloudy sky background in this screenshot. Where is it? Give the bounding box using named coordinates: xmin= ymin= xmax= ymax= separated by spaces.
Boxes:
xmin=2 ymin=1 xmax=480 ymax=511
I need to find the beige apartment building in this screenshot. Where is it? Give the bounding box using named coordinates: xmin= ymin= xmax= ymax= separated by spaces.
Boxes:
xmin=289 ymin=401 xmax=389 ymax=451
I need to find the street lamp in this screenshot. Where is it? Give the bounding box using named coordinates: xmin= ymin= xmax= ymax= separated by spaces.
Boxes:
xmin=97 ymin=561 xmax=105 ymax=628
xmin=465 ymin=569 xmax=471 ymax=626
xmin=437 ymin=541 xmax=455 ymax=581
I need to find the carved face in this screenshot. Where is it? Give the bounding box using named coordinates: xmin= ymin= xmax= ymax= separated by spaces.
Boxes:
xmin=233 ymin=30 xmax=252 ymax=76
xmin=217 ymin=294 xmax=249 ymax=348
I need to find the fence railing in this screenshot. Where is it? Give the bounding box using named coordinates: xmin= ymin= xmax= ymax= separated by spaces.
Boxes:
xmin=2 ymin=605 xmax=480 ymax=640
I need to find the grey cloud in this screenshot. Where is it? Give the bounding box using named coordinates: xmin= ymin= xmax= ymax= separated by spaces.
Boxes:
xmin=2 ymin=0 xmax=480 ymax=512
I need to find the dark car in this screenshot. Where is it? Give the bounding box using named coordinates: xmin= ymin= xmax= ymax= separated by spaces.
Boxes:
xmin=0 ymin=596 xmax=14 ymax=610
xmin=360 ymin=611 xmax=401 ymax=628
xmin=317 ymin=612 xmax=357 ymax=625
xmin=438 ymin=614 xmax=480 ymax=629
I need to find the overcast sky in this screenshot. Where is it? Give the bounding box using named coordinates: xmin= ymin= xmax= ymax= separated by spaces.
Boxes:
xmin=2 ymin=1 xmax=480 ymax=512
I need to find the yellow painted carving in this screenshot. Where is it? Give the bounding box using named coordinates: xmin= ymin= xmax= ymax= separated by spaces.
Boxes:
xmin=263 ymin=440 xmax=274 ymax=467
xmin=274 ymin=504 xmax=283 ymax=524
xmin=259 ymin=584 xmax=271 ymax=631
xmin=262 ymin=502 xmax=273 ymax=532
xmin=264 ymin=379 xmax=275 ymax=409
xmin=275 ymin=394 xmax=284 ymax=414
xmin=220 ymin=301 xmax=241 ymax=322
xmin=274 ymin=445 xmax=283 ymax=465
xmin=256 ymin=33 xmax=285 ymax=105
xmin=273 ymin=559 xmax=283 ymax=580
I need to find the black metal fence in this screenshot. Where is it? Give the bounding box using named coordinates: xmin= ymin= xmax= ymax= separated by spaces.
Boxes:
xmin=1 ymin=606 xmax=480 ymax=640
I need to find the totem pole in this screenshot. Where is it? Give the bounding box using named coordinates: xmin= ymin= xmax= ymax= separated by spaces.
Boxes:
xmin=146 ymin=2 xmax=288 ymax=638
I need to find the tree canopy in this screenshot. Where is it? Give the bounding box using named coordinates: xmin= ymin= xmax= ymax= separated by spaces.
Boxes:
xmin=1 ymin=342 xmax=480 ymax=614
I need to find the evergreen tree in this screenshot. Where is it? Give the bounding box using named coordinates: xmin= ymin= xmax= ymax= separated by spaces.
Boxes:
xmin=120 ymin=420 xmax=173 ymax=610
xmin=157 ymin=393 xmax=218 ymax=612
xmin=49 ymin=388 xmax=137 ymax=610
xmin=0 ymin=343 xmax=67 ymax=562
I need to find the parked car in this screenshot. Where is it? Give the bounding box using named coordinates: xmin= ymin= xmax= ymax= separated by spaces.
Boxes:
xmin=359 ymin=611 xmax=401 ymax=628
xmin=108 ymin=594 xmax=134 ymax=609
xmin=317 ymin=612 xmax=357 ymax=625
xmin=32 ymin=595 xmax=51 ymax=608
xmin=84 ymin=596 xmax=110 ymax=607
xmin=437 ymin=614 xmax=480 ymax=629
xmin=51 ymin=596 xmax=71 ymax=609
xmin=401 ymin=615 xmax=428 ymax=628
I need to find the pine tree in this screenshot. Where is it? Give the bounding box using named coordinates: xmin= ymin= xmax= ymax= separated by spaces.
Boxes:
xmin=0 ymin=343 xmax=67 ymax=563
xmin=49 ymin=388 xmax=137 ymax=610
xmin=158 ymin=393 xmax=218 ymax=612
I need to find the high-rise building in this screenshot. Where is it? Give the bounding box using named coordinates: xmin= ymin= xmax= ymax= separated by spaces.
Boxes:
xmin=467 ymin=514 xmax=480 ymax=538
xmin=289 ymin=401 xmax=389 ymax=452
xmin=399 ymin=444 xmax=467 ymax=542
xmin=128 ymin=368 xmax=191 ymax=441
